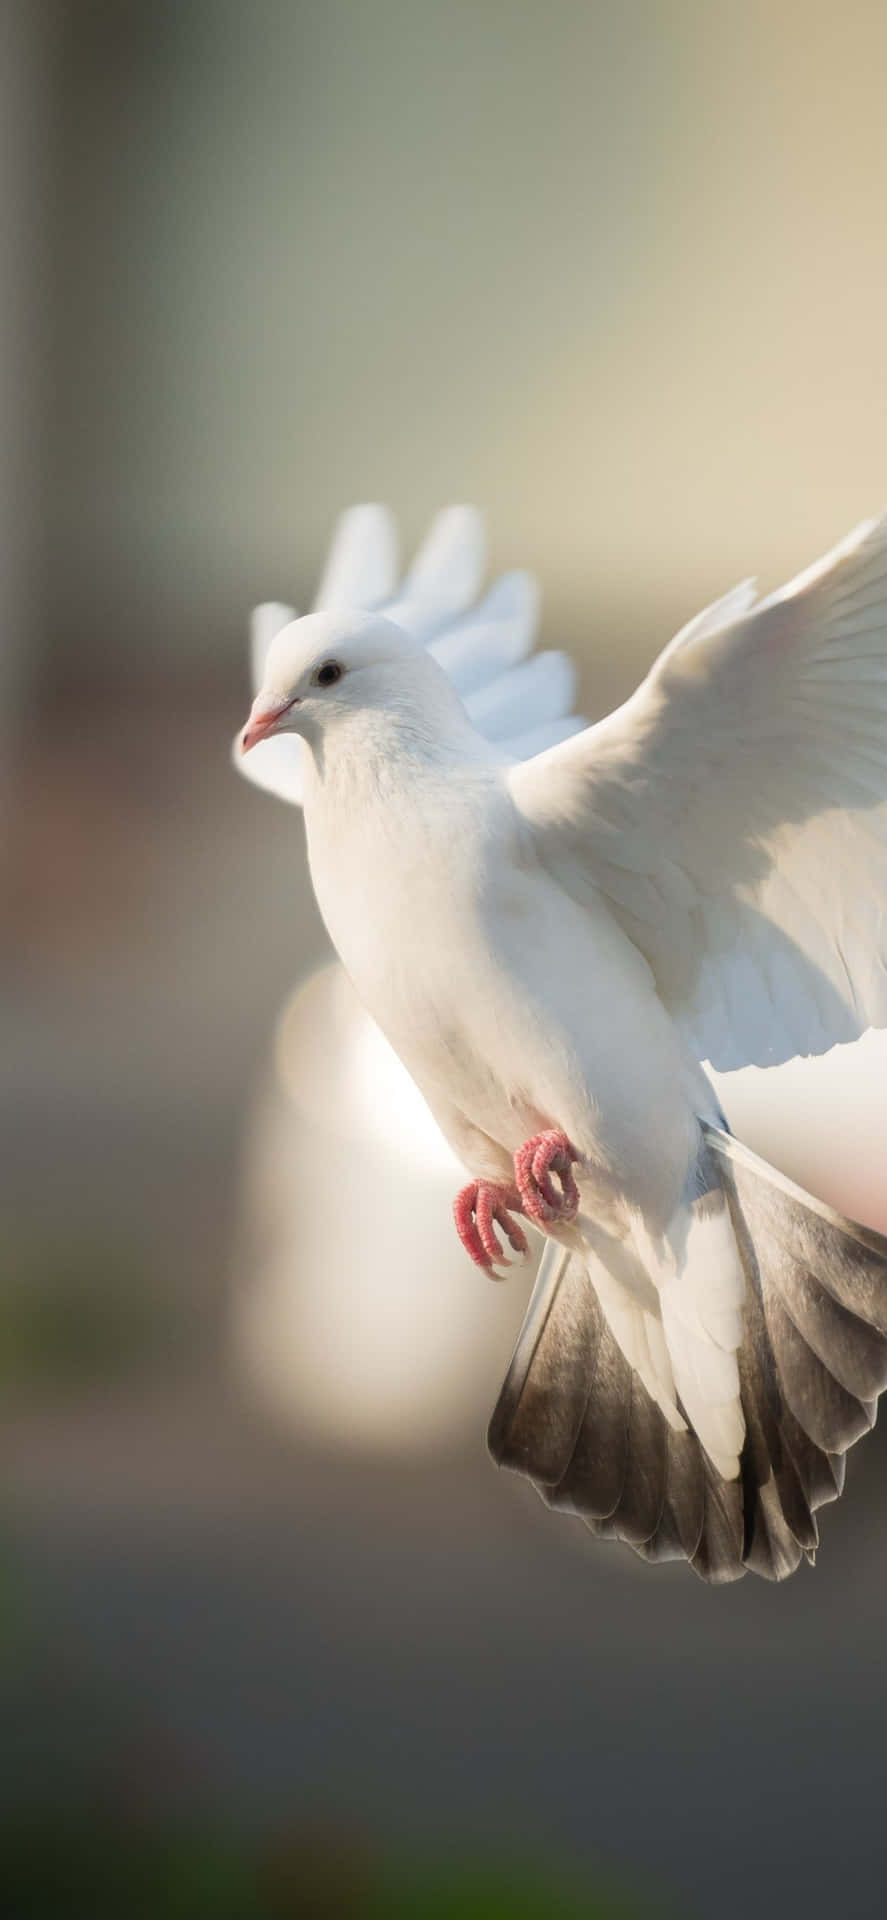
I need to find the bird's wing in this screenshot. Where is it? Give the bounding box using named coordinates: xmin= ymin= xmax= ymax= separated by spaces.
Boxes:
xmin=509 ymin=514 xmax=887 ymax=1069
xmin=235 ymin=504 xmax=587 ymax=806
xmin=312 ymin=503 xmax=400 ymax=614
xmin=384 ymin=503 xmax=485 ymax=637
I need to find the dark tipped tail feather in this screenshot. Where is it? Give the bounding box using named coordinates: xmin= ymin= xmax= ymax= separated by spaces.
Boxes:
xmin=488 ymin=1126 xmax=887 ymax=1583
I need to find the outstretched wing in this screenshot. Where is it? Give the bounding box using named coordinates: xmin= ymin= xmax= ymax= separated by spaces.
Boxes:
xmin=236 ymin=504 xmax=586 ymax=804
xmin=510 ymin=515 xmax=887 ymax=1069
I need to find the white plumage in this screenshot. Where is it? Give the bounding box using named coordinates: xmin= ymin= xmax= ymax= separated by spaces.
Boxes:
xmin=237 ymin=504 xmax=585 ymax=808
xmin=235 ymin=505 xmax=887 ymax=1582
xmin=512 ymin=516 xmax=887 ymax=1070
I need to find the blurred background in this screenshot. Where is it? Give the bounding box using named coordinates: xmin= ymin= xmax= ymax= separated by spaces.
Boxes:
xmin=4 ymin=1 xmax=887 ymax=1912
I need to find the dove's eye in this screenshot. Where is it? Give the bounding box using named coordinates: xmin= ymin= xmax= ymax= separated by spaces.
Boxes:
xmin=313 ymin=659 xmax=343 ymax=689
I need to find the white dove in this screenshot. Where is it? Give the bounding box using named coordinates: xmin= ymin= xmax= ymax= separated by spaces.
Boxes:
xmin=238 ymin=509 xmax=887 ymax=1583
xmin=234 ymin=506 xmax=585 ymax=1448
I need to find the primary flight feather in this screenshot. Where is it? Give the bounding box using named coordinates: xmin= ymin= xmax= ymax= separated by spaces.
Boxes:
xmin=237 ymin=507 xmax=887 ymax=1583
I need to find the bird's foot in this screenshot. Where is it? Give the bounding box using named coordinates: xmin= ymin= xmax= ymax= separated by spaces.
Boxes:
xmin=453 ymin=1179 xmax=529 ymax=1276
xmin=514 ymin=1127 xmax=581 ymax=1227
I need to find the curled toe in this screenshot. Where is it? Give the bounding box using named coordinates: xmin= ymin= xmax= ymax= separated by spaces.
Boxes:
xmin=515 ymin=1128 xmax=581 ymax=1225
xmin=453 ymin=1179 xmax=528 ymax=1276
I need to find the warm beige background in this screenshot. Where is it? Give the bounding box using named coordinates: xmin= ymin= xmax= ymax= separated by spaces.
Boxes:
xmin=51 ymin=0 xmax=887 ymax=710
xmin=5 ymin=5 xmax=887 ymax=1914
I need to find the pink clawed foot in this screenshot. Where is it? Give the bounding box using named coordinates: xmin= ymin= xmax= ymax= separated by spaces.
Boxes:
xmin=514 ymin=1127 xmax=581 ymax=1227
xmin=453 ymin=1179 xmax=529 ymax=1276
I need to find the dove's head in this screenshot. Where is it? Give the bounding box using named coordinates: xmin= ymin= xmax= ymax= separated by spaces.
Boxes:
xmin=240 ymin=609 xmax=445 ymax=755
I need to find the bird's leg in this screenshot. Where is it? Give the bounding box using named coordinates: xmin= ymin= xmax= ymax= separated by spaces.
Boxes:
xmin=453 ymin=1179 xmax=529 ymax=1277
xmin=514 ymin=1127 xmax=581 ymax=1227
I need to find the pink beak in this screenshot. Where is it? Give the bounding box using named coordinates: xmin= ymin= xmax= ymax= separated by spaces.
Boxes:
xmin=240 ymin=691 xmax=298 ymax=754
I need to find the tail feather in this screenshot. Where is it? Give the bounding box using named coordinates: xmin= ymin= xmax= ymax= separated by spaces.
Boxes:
xmin=487 ymin=1245 xmax=593 ymax=1486
xmin=780 ymin=1404 xmax=845 ymax=1509
xmin=760 ymin=1291 xmax=876 ymax=1454
xmin=770 ymin=1259 xmax=887 ymax=1402
xmin=718 ymin=1129 xmax=884 ymax=1453
xmin=488 ymin=1125 xmax=887 ymax=1584
xmin=733 ymin=1207 xmax=818 ymax=1574
xmin=689 ymin=1466 xmax=745 ymax=1585
xmin=631 ymin=1430 xmax=705 ymax=1566
xmin=737 ymin=1353 xmax=811 ymax=1578
xmin=724 ymin=1145 xmax=887 ymax=1335
xmin=582 ymin=1373 xmax=667 ymax=1546
xmin=546 ymin=1314 xmax=632 ymax=1523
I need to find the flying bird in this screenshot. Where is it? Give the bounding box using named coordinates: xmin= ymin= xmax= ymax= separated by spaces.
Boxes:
xmin=235 ymin=507 xmax=585 ymax=1445
xmin=237 ymin=505 xmax=887 ymax=1583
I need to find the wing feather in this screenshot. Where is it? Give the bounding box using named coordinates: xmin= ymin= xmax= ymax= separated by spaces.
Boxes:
xmin=428 ymin=571 xmax=538 ymax=692
xmin=510 ymin=513 xmax=887 ymax=1067
xmin=384 ymin=504 xmax=486 ymax=638
xmin=237 ymin=504 xmax=585 ymax=805
xmin=465 ymin=651 xmax=576 ymax=740
xmin=312 ymin=504 xmax=399 ymax=613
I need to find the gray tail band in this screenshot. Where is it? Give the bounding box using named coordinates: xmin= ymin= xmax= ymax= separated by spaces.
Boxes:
xmin=488 ymin=1125 xmax=887 ymax=1584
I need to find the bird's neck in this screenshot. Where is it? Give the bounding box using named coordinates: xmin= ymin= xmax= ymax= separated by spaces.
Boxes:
xmin=298 ymin=691 xmax=504 ymax=1017
xmin=300 ymin=684 xmax=496 ymax=815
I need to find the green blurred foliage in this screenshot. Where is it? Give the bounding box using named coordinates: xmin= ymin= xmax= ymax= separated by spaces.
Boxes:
xmin=0 ymin=1812 xmax=654 ymax=1918
xmin=0 ymin=1233 xmax=188 ymax=1391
